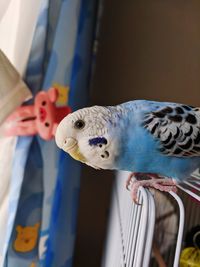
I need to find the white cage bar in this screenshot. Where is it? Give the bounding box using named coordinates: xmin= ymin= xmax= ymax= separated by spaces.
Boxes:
xmin=102 ymin=171 xmax=189 ymax=267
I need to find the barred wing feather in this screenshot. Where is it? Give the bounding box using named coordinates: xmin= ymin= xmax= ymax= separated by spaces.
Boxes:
xmin=142 ymin=105 xmax=200 ymax=157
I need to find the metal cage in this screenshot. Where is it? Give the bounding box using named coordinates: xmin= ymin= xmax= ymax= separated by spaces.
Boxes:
xmin=101 ymin=170 xmax=200 ymax=267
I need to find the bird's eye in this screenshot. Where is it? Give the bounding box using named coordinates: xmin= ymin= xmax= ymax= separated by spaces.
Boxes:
xmin=74 ymin=119 xmax=85 ymax=130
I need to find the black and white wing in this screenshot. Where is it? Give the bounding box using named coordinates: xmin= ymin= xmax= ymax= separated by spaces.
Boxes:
xmin=142 ymin=104 xmax=200 ymax=157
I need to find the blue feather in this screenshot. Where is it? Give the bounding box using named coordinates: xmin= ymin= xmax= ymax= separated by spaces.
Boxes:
xmin=112 ymin=100 xmax=200 ymax=180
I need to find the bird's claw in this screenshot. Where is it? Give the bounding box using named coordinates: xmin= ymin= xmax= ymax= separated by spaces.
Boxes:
xmin=133 ymin=198 xmax=142 ymax=206
xmin=126 ymin=182 xmax=132 ymax=191
xmin=125 ymin=172 xmax=136 ymax=191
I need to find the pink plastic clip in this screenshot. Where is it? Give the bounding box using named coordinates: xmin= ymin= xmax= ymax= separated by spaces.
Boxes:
xmin=5 ymin=87 xmax=71 ymax=140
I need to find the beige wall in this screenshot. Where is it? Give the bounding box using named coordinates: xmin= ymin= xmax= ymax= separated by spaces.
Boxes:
xmin=74 ymin=1 xmax=200 ymax=267
xmin=91 ymin=0 xmax=200 ymax=106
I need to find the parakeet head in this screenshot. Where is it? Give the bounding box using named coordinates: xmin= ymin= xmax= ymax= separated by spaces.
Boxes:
xmin=55 ymin=105 xmax=121 ymax=170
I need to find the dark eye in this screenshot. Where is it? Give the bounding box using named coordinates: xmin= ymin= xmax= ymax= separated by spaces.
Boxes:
xmin=74 ymin=119 xmax=85 ymax=130
xmin=45 ymin=122 xmax=50 ymax=127
xmin=42 ymin=101 xmax=46 ymax=106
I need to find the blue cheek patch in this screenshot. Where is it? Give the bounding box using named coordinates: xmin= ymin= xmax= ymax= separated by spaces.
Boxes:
xmin=89 ymin=137 xmax=108 ymax=146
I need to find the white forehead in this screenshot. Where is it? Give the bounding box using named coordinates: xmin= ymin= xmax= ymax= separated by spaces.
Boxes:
xmin=58 ymin=105 xmax=110 ymax=130
xmin=55 ymin=106 xmax=111 ymax=148
xmin=72 ymin=105 xmax=112 ymax=119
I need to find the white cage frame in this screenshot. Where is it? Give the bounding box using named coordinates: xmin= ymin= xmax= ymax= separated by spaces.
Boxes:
xmin=101 ymin=170 xmax=200 ymax=267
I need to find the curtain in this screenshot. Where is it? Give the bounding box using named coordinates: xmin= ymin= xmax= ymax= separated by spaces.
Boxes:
xmin=0 ymin=1 xmax=41 ymax=266
xmin=1 ymin=0 xmax=99 ymax=266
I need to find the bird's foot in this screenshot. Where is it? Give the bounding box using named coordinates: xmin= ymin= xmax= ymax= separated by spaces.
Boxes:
xmin=126 ymin=172 xmax=162 ymax=190
xmin=127 ymin=175 xmax=177 ymax=204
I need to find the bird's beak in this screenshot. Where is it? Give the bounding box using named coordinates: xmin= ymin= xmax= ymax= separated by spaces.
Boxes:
xmin=62 ymin=137 xmax=78 ymax=152
xmin=61 ymin=137 xmax=86 ymax=163
xmin=55 ymin=133 xmax=86 ymax=163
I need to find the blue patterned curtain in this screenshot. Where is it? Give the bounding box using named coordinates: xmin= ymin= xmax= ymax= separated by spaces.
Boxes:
xmin=3 ymin=0 xmax=99 ymax=266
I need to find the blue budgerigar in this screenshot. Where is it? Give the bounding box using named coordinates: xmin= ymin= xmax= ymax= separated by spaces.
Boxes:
xmin=55 ymin=100 xmax=200 ymax=201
